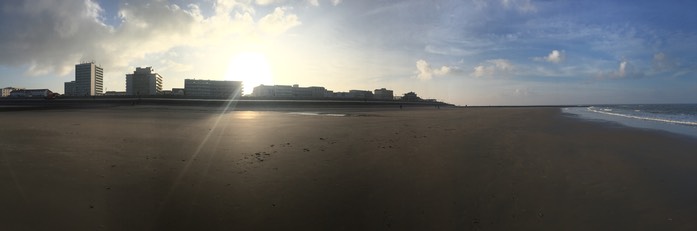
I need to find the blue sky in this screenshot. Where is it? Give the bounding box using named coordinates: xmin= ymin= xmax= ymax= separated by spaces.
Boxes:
xmin=1 ymin=0 xmax=695 ymax=105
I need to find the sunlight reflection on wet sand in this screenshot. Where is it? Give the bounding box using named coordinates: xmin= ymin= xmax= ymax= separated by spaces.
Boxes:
xmin=233 ymin=111 xmax=261 ymax=120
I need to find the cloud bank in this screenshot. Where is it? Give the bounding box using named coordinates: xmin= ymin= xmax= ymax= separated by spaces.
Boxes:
xmin=0 ymin=0 xmax=302 ymax=76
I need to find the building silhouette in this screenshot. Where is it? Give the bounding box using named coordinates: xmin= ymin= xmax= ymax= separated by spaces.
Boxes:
xmin=252 ymin=84 xmax=329 ymax=98
xmin=374 ymin=88 xmax=394 ymax=100
xmin=126 ymin=67 xmax=162 ymax=96
xmin=64 ymin=81 xmax=76 ymax=96
xmin=184 ymin=79 xmax=242 ymax=98
xmin=67 ymin=62 xmax=103 ymax=96
xmin=348 ymin=90 xmax=373 ymax=99
xmin=401 ymin=92 xmax=421 ymax=101
xmin=2 ymin=87 xmax=22 ymax=97
xmin=251 ymin=84 xmax=402 ymax=100
xmin=9 ymin=89 xmax=54 ymax=98
xmin=171 ymin=88 xmax=185 ymax=96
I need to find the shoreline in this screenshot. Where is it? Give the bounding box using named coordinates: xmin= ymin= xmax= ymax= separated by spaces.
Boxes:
xmin=562 ymin=106 xmax=697 ymax=139
xmin=1 ymin=107 xmax=695 ymax=230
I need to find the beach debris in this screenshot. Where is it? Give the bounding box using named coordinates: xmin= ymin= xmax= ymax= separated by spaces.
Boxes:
xmin=319 ymin=137 xmax=325 ymax=140
xmin=303 ymin=148 xmax=310 ymax=152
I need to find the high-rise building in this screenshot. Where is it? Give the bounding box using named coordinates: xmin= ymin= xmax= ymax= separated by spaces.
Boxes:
xmin=184 ymin=79 xmax=242 ymax=98
xmin=73 ymin=62 xmax=103 ymax=96
xmin=126 ymin=67 xmax=163 ymax=96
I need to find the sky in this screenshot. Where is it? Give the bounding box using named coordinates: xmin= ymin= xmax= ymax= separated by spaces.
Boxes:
xmin=1 ymin=0 xmax=696 ymax=106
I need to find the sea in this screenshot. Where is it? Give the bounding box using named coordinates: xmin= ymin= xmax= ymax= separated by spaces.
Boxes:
xmin=562 ymin=104 xmax=697 ymax=138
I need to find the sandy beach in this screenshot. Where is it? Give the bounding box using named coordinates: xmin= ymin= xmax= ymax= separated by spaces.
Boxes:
xmin=0 ymin=106 xmax=695 ymax=230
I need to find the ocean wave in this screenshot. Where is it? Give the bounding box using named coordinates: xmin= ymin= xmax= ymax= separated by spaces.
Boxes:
xmin=587 ymin=107 xmax=697 ymax=126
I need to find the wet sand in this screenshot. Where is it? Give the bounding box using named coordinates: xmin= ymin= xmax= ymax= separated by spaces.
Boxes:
xmin=0 ymin=106 xmax=695 ymax=230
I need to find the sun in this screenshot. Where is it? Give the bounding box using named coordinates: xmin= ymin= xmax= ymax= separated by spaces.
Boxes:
xmin=225 ymin=52 xmax=273 ymax=96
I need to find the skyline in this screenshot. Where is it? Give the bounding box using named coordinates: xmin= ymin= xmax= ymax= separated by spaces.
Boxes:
xmin=0 ymin=0 xmax=696 ymax=106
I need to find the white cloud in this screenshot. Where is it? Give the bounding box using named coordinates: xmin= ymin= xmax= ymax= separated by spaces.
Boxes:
xmin=472 ymin=59 xmax=513 ymax=78
xmin=598 ymin=59 xmax=643 ymax=79
xmin=255 ymin=0 xmax=284 ymax=6
xmin=214 ymin=0 xmax=255 ymax=15
xmin=652 ymin=52 xmax=676 ymax=71
xmin=618 ymin=61 xmax=628 ymax=77
xmin=534 ymin=50 xmax=565 ymax=63
xmin=501 ymin=0 xmax=537 ymax=13
xmin=304 ymin=0 xmax=340 ymax=7
xmin=307 ymin=0 xmax=320 ymax=6
xmin=514 ymin=87 xmax=532 ymax=96
xmin=258 ymin=7 xmax=302 ymax=35
xmin=546 ymin=50 xmax=564 ymax=63
xmin=0 ymin=0 xmax=302 ymax=77
xmin=415 ymin=59 xmax=454 ymax=80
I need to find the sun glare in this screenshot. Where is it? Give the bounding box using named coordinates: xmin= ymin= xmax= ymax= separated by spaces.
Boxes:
xmin=225 ymin=52 xmax=273 ymax=95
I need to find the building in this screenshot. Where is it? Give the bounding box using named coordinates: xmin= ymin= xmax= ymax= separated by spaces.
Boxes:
xmin=172 ymin=88 xmax=185 ymax=96
xmin=348 ymin=90 xmax=374 ymax=99
xmin=252 ymin=85 xmax=294 ymax=97
xmin=374 ymin=88 xmax=394 ymax=100
xmin=2 ymin=87 xmax=22 ymax=97
xmin=72 ymin=62 xmax=103 ymax=96
xmin=252 ymin=85 xmax=277 ymax=97
xmin=9 ymin=89 xmax=55 ymax=98
xmin=252 ymin=84 xmax=328 ymax=98
xmin=184 ymin=79 xmax=242 ymax=98
xmin=126 ymin=67 xmax=163 ymax=96
xmin=401 ymin=92 xmax=421 ymax=101
xmin=64 ymin=81 xmax=76 ymax=96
